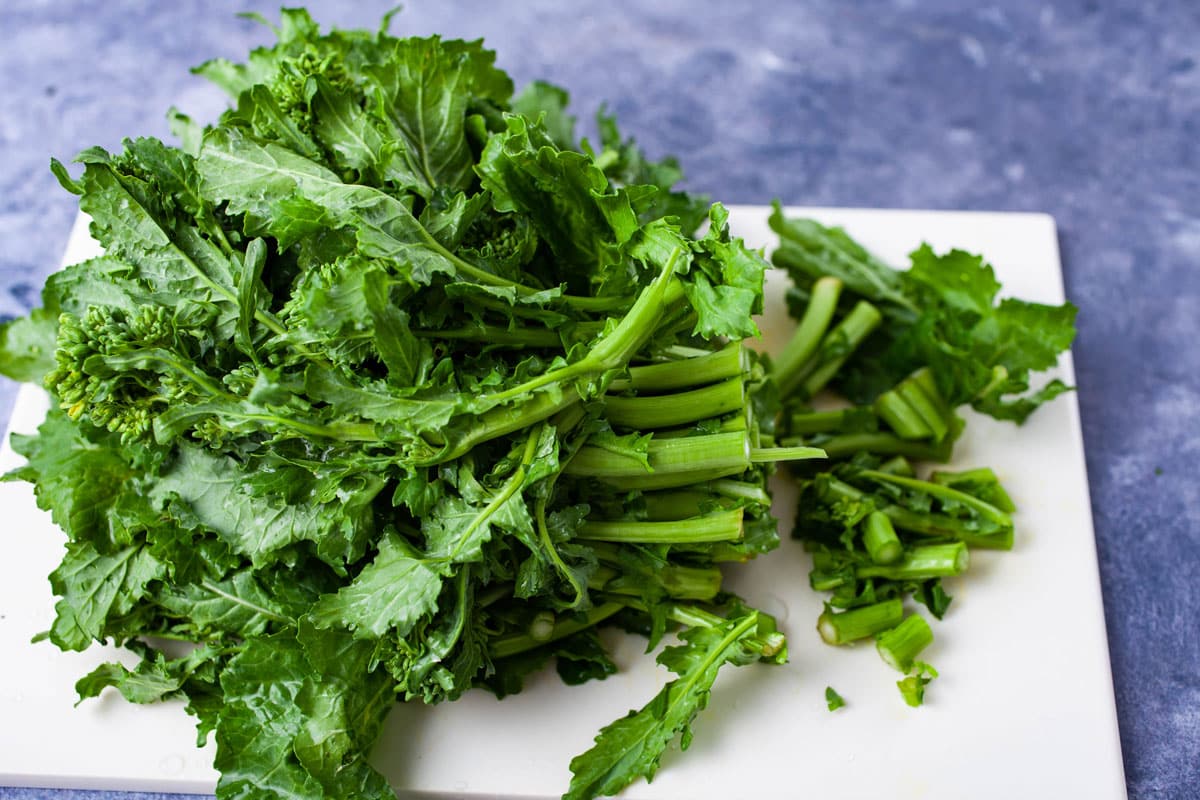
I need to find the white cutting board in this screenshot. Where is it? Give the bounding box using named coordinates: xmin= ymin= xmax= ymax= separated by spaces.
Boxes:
xmin=0 ymin=207 xmax=1126 ymax=799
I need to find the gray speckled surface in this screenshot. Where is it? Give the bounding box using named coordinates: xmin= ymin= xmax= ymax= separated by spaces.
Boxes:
xmin=1 ymin=1 xmax=1197 ymax=798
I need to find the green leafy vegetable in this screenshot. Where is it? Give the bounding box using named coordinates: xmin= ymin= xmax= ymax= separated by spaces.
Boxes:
xmin=0 ymin=10 xmax=822 ymax=800
xmin=565 ymin=608 xmax=783 ymax=799
xmin=1 ymin=7 xmax=1081 ymax=796
xmin=770 ymin=208 xmax=1075 ymax=710
xmin=770 ymin=203 xmax=1077 ymax=422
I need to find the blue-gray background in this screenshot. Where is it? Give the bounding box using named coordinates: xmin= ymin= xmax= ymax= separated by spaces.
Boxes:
xmin=1 ymin=1 xmax=1196 ymax=798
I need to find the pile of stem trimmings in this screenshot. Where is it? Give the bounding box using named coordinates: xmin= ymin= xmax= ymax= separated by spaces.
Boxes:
xmin=0 ymin=11 xmax=823 ymax=800
xmin=768 ymin=205 xmax=1076 ymax=706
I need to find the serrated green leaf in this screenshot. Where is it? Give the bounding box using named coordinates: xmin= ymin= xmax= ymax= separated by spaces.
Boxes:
xmin=150 ymin=444 xmax=380 ymax=568
xmin=158 ymin=571 xmax=289 ymax=638
xmin=49 ymin=541 xmax=165 ymax=651
xmin=308 ymin=533 xmax=442 ymax=639
xmin=76 ymin=643 xmax=226 ymax=705
xmin=565 ymin=613 xmax=761 ymax=799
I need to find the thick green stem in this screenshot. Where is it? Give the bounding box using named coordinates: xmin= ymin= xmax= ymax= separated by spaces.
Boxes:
xmin=567 ymin=431 xmax=750 ymax=479
xmin=653 ymin=411 xmax=748 ymax=439
xmin=656 ymin=564 xmax=724 ymax=600
xmin=862 ymin=511 xmax=902 ymax=565
xmin=429 ymin=387 xmax=579 ymax=465
xmin=875 ymin=368 xmax=951 ymax=441
xmin=528 ymin=611 xmax=556 ymax=642
xmin=874 ymin=389 xmax=932 ymax=439
xmin=817 ymin=598 xmax=904 ymax=645
xmin=481 ymin=250 xmax=682 ymax=406
xmin=604 ymin=377 xmax=746 ymax=430
xmin=750 ymin=445 xmax=826 ymax=464
xmin=490 ymin=602 xmax=625 ymax=659
xmin=855 ymin=542 xmax=969 ymax=580
xmin=775 ymin=276 xmax=842 ymax=395
xmin=590 ymin=562 xmax=723 ymax=601
xmin=931 ymin=467 xmax=1017 ymax=513
xmin=800 ymin=301 xmax=883 ymax=398
xmin=787 ymin=407 xmax=874 ymax=436
xmin=599 ymin=466 xmax=753 ymax=492
xmin=881 ymin=506 xmax=1012 ymax=550
xmin=607 ymin=342 xmax=746 ymax=393
xmin=707 ymin=479 xmax=772 ymax=505
xmin=640 ymin=490 xmax=732 ymax=521
xmin=899 ymin=382 xmax=947 ymax=439
xmin=577 ymin=508 xmax=744 ymax=544
xmin=876 ymin=614 xmax=934 ymax=672
xmin=859 ymin=470 xmax=1012 ymax=540
xmin=910 ymin=367 xmax=951 ymax=420
xmin=876 ymin=456 xmax=915 ymax=476
xmin=796 ymin=432 xmax=953 ymax=462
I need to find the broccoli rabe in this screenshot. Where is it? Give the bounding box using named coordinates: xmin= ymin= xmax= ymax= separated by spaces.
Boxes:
xmin=772 ymin=209 xmax=1075 ymax=710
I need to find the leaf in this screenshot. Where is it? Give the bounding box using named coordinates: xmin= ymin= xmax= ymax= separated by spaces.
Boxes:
xmin=310 ymin=78 xmax=408 ymax=187
xmin=512 ymin=80 xmax=577 ymax=150
xmin=422 ymin=487 xmax=534 ymax=565
xmin=0 ymin=308 xmax=58 ymax=383
xmin=74 ymin=153 xmax=239 ymax=336
xmin=76 ymin=643 xmax=225 ymax=705
xmin=235 ymin=238 xmax=268 ymax=361
xmin=149 ymin=444 xmax=380 ymax=569
xmin=591 ymin=106 xmax=710 ymax=233
xmin=214 ymin=633 xmax=330 ymax=800
xmin=361 ymin=267 xmax=425 ymax=386
xmin=680 ymin=272 xmax=760 ymax=340
xmin=9 ymin=410 xmax=135 ymax=550
xmin=198 ymin=127 xmax=461 ymax=286
xmin=555 ymin=629 xmax=618 ymax=686
xmin=116 ymin=136 xmax=218 ymax=225
xmin=388 ymin=568 xmax=485 ymax=703
xmin=897 ymin=661 xmax=938 ymax=707
xmin=422 ymin=495 xmax=499 ymax=564
xmin=906 ymin=245 xmax=1000 ymax=317
xmin=910 ymin=579 xmax=953 ymax=620
xmin=565 ymin=613 xmax=762 ymax=799
xmin=362 ymin=36 xmax=481 ymax=195
xmin=983 ymin=298 xmax=1079 ymax=374
xmin=228 ymin=85 xmax=326 ymax=163
xmin=689 ymin=203 xmax=767 ymax=337
xmin=769 ymin=203 xmax=915 ymax=316
xmin=301 ymin=365 xmax=456 ymax=431
xmin=476 ymin=114 xmax=641 ymax=282
xmin=48 ymin=541 xmax=165 ymax=651
xmin=158 ymin=571 xmax=289 ymax=638
xmin=973 ymin=377 xmax=1074 ymax=424
xmin=292 ymin=622 xmax=397 ymax=798
xmin=308 ymin=533 xmax=442 ymax=639
xmin=419 ymin=188 xmax=490 ymax=250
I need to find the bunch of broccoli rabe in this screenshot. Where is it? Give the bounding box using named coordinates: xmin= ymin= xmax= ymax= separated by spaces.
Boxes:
xmin=0 ymin=9 xmax=1075 ymax=800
